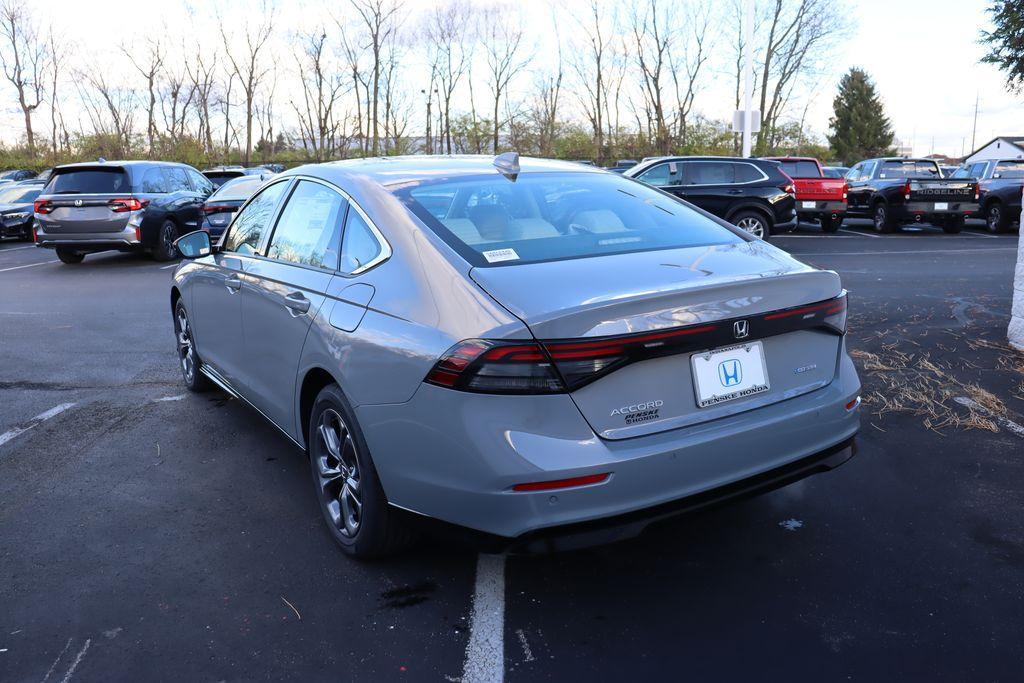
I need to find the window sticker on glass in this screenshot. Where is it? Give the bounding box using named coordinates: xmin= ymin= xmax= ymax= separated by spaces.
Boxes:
xmin=482 ymin=248 xmax=520 ymax=263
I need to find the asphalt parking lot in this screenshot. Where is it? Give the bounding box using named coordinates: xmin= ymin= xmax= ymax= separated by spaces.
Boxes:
xmin=1 ymin=220 xmax=1023 ymax=682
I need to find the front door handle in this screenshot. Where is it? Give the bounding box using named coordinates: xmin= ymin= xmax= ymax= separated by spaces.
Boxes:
xmin=727 ymin=189 xmax=744 ymax=195
xmin=225 ymin=275 xmax=242 ymax=292
xmin=284 ymin=292 xmax=311 ymax=314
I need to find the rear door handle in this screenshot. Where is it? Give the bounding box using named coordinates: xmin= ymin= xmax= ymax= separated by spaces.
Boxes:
xmin=225 ymin=276 xmax=242 ymax=292
xmin=727 ymin=189 xmax=743 ymax=195
xmin=284 ymin=292 xmax=311 ymax=314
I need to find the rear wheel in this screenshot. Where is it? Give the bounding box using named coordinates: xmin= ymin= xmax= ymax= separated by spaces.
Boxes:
xmin=731 ymin=211 xmax=771 ymax=239
xmin=152 ymin=220 xmax=179 ymax=261
xmin=55 ymin=248 xmax=84 ymax=264
xmin=309 ymin=384 xmax=411 ymax=558
xmin=173 ymin=300 xmax=211 ymax=392
xmin=20 ymin=225 xmax=33 ymax=241
xmin=820 ymin=214 xmax=843 ymax=233
xmin=942 ymin=215 xmax=964 ymax=234
xmin=985 ymin=202 xmax=1010 ymax=233
xmin=872 ymin=203 xmax=897 ymax=233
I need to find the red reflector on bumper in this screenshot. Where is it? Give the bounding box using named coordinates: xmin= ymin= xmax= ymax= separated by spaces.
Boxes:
xmin=846 ymin=396 xmax=860 ymax=411
xmin=512 ymin=473 xmax=610 ymax=492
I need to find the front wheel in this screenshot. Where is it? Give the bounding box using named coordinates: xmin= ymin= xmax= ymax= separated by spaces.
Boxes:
xmin=309 ymin=384 xmax=411 ymax=558
xmin=942 ymin=215 xmax=964 ymax=234
xmin=985 ymin=203 xmax=1010 ymax=233
xmin=173 ymin=300 xmax=211 ymax=392
xmin=152 ymin=221 xmax=179 ymax=262
xmin=820 ymin=214 xmax=843 ymax=233
xmin=55 ymin=248 xmax=84 ymax=264
xmin=731 ymin=211 xmax=771 ymax=240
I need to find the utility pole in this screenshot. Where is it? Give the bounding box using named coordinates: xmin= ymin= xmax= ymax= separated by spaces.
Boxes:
xmin=741 ymin=0 xmax=754 ymax=158
xmin=971 ymin=93 xmax=979 ymax=153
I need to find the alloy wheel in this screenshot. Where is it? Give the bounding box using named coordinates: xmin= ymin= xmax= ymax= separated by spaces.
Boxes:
xmin=987 ymin=206 xmax=1001 ymax=232
xmin=162 ymin=224 xmax=176 ymax=257
xmin=314 ymin=408 xmax=362 ymax=537
xmin=736 ymin=216 xmax=765 ymax=239
xmin=175 ymin=307 xmax=196 ymax=383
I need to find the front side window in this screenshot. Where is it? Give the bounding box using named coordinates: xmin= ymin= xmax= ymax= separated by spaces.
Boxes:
xmin=187 ymin=168 xmax=214 ymax=194
xmin=222 ymin=180 xmax=289 ymax=255
xmin=637 ymin=163 xmax=677 ymax=187
xmin=164 ymin=167 xmax=192 ymax=192
xmin=266 ymin=180 xmax=346 ymax=269
xmin=340 ymin=208 xmax=383 ymax=273
xmin=394 ymin=171 xmax=743 ymax=268
xmin=682 ymin=162 xmax=734 ymax=185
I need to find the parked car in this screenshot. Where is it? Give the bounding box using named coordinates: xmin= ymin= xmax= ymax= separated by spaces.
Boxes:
xmin=625 ymin=156 xmax=798 ymax=239
xmin=950 ymin=159 xmax=1023 ymax=233
xmin=844 ymin=157 xmax=979 ymax=233
xmin=200 ymin=172 xmax=275 ymax=239
xmin=203 ymin=165 xmax=268 ymax=188
xmin=764 ymin=156 xmax=847 ymax=232
xmin=0 ymin=182 xmax=42 ymax=240
xmin=0 ymin=169 xmax=37 ymax=183
xmin=606 ymin=159 xmax=639 ymax=173
xmin=33 ymin=160 xmax=215 ymax=263
xmin=259 ymin=163 xmax=286 ymax=174
xmin=169 ymin=154 xmax=860 ymax=557
xmin=823 ymin=166 xmax=849 ymax=179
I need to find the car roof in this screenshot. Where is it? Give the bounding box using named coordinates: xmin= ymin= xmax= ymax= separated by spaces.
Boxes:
xmin=764 ymin=156 xmax=818 ymax=162
xmin=283 ymin=155 xmax=605 ymax=188
xmin=52 ymin=160 xmax=189 ymax=171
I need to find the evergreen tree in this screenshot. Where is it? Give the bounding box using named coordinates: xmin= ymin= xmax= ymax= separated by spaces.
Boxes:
xmin=827 ymin=68 xmax=895 ymax=165
xmin=981 ymin=0 xmax=1024 ymax=92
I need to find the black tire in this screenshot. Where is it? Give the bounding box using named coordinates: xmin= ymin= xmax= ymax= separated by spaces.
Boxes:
xmin=820 ymin=214 xmax=843 ymax=233
xmin=731 ymin=210 xmax=771 ymax=240
xmin=20 ymin=226 xmax=33 ymax=242
xmin=152 ymin=220 xmax=179 ymax=262
xmin=942 ymin=215 xmax=964 ymax=234
xmin=872 ymin=202 xmax=897 ymax=233
xmin=985 ymin=202 xmax=1010 ymax=234
xmin=173 ymin=299 xmax=211 ymax=392
xmin=55 ymin=248 xmax=84 ymax=264
xmin=308 ymin=384 xmax=411 ymax=558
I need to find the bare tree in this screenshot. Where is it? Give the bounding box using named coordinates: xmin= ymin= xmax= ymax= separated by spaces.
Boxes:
xmin=669 ymin=2 xmax=714 ymax=148
xmin=570 ymin=0 xmax=613 ymax=163
xmin=628 ymin=0 xmax=674 ymax=154
xmin=0 ymin=0 xmax=48 ymax=152
xmin=348 ymin=0 xmax=403 ymax=156
xmin=292 ymin=31 xmax=346 ymax=160
xmin=480 ymin=4 xmax=528 ymax=153
xmin=123 ymin=37 xmax=164 ymax=156
xmin=220 ymin=9 xmax=274 ymax=163
xmin=185 ymin=48 xmax=218 ymax=153
xmin=424 ymin=1 xmax=473 ymax=154
xmin=47 ymin=28 xmax=68 ymax=156
xmin=76 ymin=66 xmax=136 ymax=153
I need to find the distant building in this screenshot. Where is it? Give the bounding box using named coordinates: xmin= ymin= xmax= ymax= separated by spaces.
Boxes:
xmin=965 ymin=136 xmax=1024 ymax=165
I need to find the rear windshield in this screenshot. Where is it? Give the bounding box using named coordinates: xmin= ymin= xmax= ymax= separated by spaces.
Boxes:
xmin=994 ymin=161 xmax=1024 ymax=179
xmin=205 ymin=171 xmax=244 ymax=188
xmin=46 ymin=168 xmax=130 ymax=194
xmin=211 ymin=177 xmax=264 ymax=201
xmin=878 ymin=161 xmax=940 ymax=179
xmin=393 ymin=172 xmax=744 ymax=267
xmin=777 ymin=160 xmax=820 ymax=178
xmin=0 ymin=186 xmax=41 ymax=204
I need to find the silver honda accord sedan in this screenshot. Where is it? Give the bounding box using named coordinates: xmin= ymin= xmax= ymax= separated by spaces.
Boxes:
xmin=170 ymin=154 xmax=860 ymax=557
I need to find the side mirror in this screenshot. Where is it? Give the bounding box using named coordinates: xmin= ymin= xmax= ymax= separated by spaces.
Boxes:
xmin=174 ymin=230 xmax=213 ymax=259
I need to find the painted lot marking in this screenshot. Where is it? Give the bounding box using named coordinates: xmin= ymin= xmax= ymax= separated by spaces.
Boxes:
xmin=462 ymin=554 xmax=506 ymax=683
xmin=0 ymin=244 xmax=39 ymax=252
xmin=0 ymin=402 xmax=76 ymax=449
xmin=954 ymin=397 xmax=1024 ymax=439
xmin=159 ymin=263 xmax=179 ymax=270
xmin=0 ymin=259 xmax=59 ymax=274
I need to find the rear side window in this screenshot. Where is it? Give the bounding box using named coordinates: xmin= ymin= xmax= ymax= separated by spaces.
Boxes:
xmin=993 ymin=161 xmax=1024 ymax=178
xmin=136 ymin=168 xmax=168 ymax=193
xmin=682 ymin=162 xmax=734 ymax=185
xmin=879 ymin=161 xmax=940 ymax=179
xmin=734 ymin=163 xmax=767 ymax=183
xmin=340 ymin=208 xmax=383 ymax=274
xmin=164 ymin=167 xmax=191 ymax=192
xmin=266 ymin=180 xmax=346 ymax=269
xmin=777 ymin=160 xmax=820 ymax=178
xmin=46 ymin=168 xmax=129 ymax=194
xmin=394 ymin=171 xmax=743 ymax=268
xmin=222 ymin=180 xmax=289 ymax=255
xmin=187 ymin=168 xmax=214 ymax=194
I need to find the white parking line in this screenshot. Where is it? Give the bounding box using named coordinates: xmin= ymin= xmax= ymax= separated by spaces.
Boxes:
xmin=462 ymin=554 xmax=506 ymax=683
xmin=954 ymin=397 xmax=1024 ymax=438
xmin=0 ymin=402 xmax=77 ymax=449
xmin=0 ymin=244 xmax=38 ymax=252
xmin=837 ymin=228 xmax=881 ymax=238
xmin=159 ymin=263 xmax=179 ymax=270
xmin=0 ymin=259 xmax=59 ymax=273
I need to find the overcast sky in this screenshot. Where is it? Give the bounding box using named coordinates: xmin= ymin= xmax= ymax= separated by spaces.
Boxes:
xmin=0 ymin=0 xmax=1018 ymax=158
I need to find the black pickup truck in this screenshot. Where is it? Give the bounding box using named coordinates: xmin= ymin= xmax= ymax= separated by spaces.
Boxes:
xmin=949 ymin=158 xmax=1023 ymax=233
xmin=845 ymin=157 xmax=979 ymax=233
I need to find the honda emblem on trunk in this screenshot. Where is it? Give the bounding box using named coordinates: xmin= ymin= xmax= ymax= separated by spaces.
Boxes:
xmin=733 ymin=320 xmax=749 ymax=339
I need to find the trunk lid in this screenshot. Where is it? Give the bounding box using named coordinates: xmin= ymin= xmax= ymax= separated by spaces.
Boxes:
xmin=908 ymin=179 xmax=976 ymax=203
xmin=37 ymin=166 xmax=135 ymax=234
xmin=470 ymin=242 xmax=844 ymax=439
xmin=793 ymin=177 xmax=846 ymax=201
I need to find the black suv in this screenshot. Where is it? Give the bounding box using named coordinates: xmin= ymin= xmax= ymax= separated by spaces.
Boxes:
xmin=33 ymin=161 xmax=214 ymax=264
xmin=624 ymin=156 xmax=797 ymax=239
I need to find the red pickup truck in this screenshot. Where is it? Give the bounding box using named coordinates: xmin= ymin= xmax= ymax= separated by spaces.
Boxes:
xmin=765 ymin=157 xmax=847 ymax=232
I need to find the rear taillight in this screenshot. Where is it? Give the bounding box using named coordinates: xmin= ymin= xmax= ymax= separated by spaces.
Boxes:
xmin=32 ymin=225 xmax=37 ymax=242
xmin=903 ymin=181 xmax=911 ymax=200
xmin=426 ymin=294 xmax=849 ymax=394
xmin=842 ymin=182 xmax=848 ymax=201
xmin=974 ymin=183 xmax=980 ymax=201
xmin=779 ymin=170 xmax=796 ymax=195
xmin=202 ymin=204 xmax=239 ymax=215
xmin=108 ymin=197 xmax=149 ymax=212
xmin=34 ymin=199 xmax=54 ymax=214
xmin=425 ymin=340 xmax=565 ymax=394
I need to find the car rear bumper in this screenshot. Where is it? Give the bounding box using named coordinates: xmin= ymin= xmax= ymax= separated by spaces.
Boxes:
xmin=895 ymin=202 xmax=979 ymax=218
xmin=796 ymin=200 xmax=846 ymax=215
xmin=34 ymin=224 xmax=142 ymax=251
xmin=358 ymin=344 xmax=861 ymax=544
